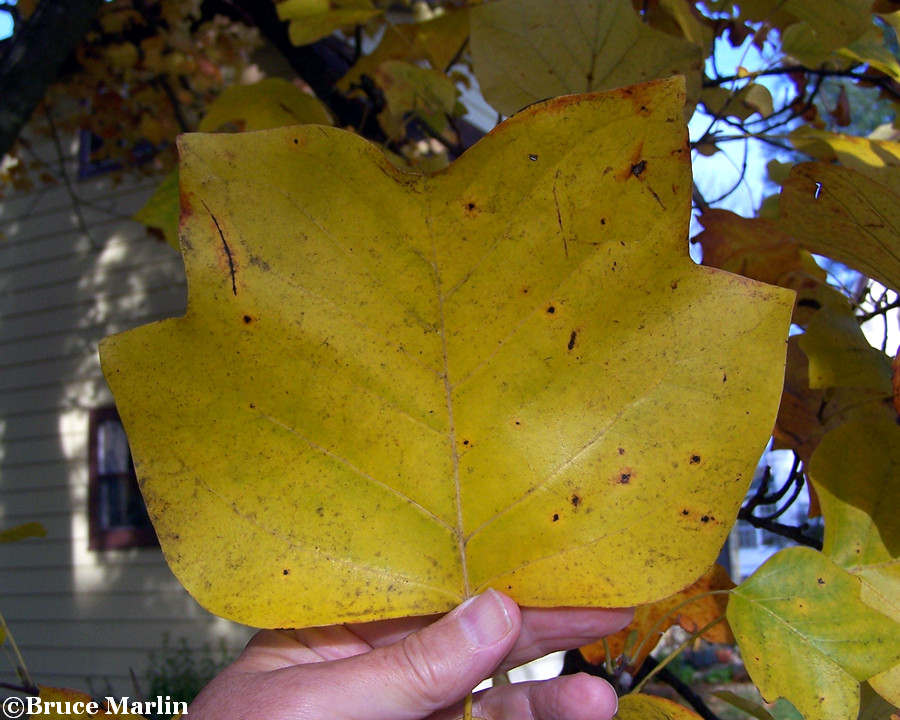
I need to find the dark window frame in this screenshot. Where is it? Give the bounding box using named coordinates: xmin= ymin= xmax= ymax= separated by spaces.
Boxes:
xmin=88 ymin=405 xmax=158 ymax=550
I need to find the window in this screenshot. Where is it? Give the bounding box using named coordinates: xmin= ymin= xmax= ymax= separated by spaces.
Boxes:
xmin=88 ymin=406 xmax=157 ymax=550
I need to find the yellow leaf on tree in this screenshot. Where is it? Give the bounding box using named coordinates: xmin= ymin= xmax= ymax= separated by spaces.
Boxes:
xmin=275 ymin=0 xmax=382 ymax=47
xmin=616 ymin=693 xmax=704 ymax=719
xmin=199 ymin=78 xmax=333 ymax=133
xmin=799 ymin=296 xmax=894 ymax=391
xmin=338 ymin=8 xmax=469 ymax=92
xmin=789 ymin=127 xmax=900 ymax=190
xmin=580 ymin=562 xmax=734 ymax=670
xmin=728 ymin=547 xmax=900 ymax=720
xmin=469 ymin=0 xmax=703 ymax=117
xmin=100 ymin=78 xmax=793 ymax=628
xmin=810 ymin=420 xmax=900 ymax=569
xmin=779 ymin=162 xmax=900 ymax=294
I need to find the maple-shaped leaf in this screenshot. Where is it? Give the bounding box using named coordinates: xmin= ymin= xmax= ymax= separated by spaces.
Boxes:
xmin=99 ymin=78 xmax=793 ymax=628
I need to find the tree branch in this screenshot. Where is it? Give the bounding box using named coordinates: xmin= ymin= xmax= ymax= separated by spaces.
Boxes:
xmin=0 ymin=0 xmax=105 ymax=158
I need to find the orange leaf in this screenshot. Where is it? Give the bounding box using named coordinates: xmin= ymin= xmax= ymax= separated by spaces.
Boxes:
xmin=580 ymin=563 xmax=734 ymax=670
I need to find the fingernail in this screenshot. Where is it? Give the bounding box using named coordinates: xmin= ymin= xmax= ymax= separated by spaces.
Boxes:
xmin=458 ymin=589 xmax=513 ymax=647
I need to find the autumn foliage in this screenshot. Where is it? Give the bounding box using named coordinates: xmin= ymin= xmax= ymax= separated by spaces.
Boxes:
xmin=2 ymin=1 xmax=900 ymax=719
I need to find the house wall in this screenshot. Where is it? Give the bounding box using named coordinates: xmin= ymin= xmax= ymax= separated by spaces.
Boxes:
xmin=0 ymin=145 xmax=252 ymax=696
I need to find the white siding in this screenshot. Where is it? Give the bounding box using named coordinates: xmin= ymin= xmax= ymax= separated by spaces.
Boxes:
xmin=0 ymin=140 xmax=252 ymax=695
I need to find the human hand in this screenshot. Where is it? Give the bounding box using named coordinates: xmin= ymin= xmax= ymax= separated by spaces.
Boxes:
xmin=187 ymin=590 xmax=632 ymax=720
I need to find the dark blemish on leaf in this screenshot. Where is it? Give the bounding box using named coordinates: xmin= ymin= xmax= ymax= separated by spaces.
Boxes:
xmin=522 ymin=286 xmax=529 ymax=294
xmin=283 ymin=569 xmax=290 ymax=575
xmin=203 ymin=201 xmax=237 ymax=296
xmin=249 ymin=402 xmax=256 ymax=409
xmin=547 ymin=305 xmax=556 ymax=314
xmin=243 ymin=315 xmax=253 ymax=324
xmin=631 ymin=160 xmax=647 ymax=177
xmin=798 ymin=298 xmax=822 ymax=309
xmin=601 ymin=218 xmax=606 ymax=225
xmin=618 ymin=447 xmax=625 ymax=455
xmin=701 ymin=515 xmax=710 ymax=523
xmin=817 ymin=577 xmax=825 ymax=585
xmin=529 ymin=153 xmax=538 ymax=161
xmin=315 ymin=507 xmax=324 ymax=517
xmin=619 ymin=472 xmax=631 ymax=484
xmin=553 ymin=174 xmax=568 ymax=258
xmin=690 ymin=454 xmax=702 ymax=465
xmin=722 ymin=372 xmax=727 ymax=382
xmin=570 ymin=494 xmax=581 ymax=507
xmin=670 ymin=280 xmax=678 ymax=290
xmin=462 ymin=439 xmax=470 ymax=446
xmin=293 ymin=138 xmax=299 ymax=144
xmin=682 ymin=509 xmax=690 ymax=516
xmin=552 ymin=513 xmax=560 ymax=522
xmin=567 ymin=330 xmax=577 ymax=351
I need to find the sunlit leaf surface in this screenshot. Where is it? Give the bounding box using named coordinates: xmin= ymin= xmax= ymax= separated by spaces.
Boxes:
xmin=101 ymin=78 xmax=792 ymax=628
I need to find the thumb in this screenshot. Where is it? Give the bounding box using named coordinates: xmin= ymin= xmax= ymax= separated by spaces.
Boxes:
xmin=313 ymin=589 xmax=521 ymax=720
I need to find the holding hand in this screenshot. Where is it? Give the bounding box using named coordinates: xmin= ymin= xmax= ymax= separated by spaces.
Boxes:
xmin=188 ymin=590 xmax=631 ymax=720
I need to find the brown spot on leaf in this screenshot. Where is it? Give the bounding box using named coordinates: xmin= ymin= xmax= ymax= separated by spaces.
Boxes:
xmin=552 ymin=513 xmax=560 ymax=522
xmin=616 ymin=468 xmax=633 ymax=484
xmin=618 ymin=447 xmax=625 ymax=455
xmin=283 ymin=569 xmax=290 ymax=575
xmin=631 ymin=160 xmax=647 ymax=177
xmin=243 ymin=314 xmax=253 ymax=324
xmin=463 ymin=200 xmax=479 ymax=217
xmin=690 ymin=454 xmax=702 ymax=465
xmin=567 ymin=330 xmax=578 ymax=351
xmin=547 ymin=305 xmax=556 ymax=314
xmin=570 ymin=494 xmax=581 ymax=507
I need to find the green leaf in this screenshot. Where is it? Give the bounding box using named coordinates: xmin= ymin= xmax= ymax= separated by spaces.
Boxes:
xmin=469 ymin=0 xmax=704 ymax=117
xmin=711 ymin=690 xmax=776 ymax=720
xmin=0 ymin=521 xmax=47 ymax=544
xmin=275 ymin=0 xmax=382 ymax=47
xmin=778 ymin=162 xmax=900 ymax=294
xmin=728 ymin=547 xmax=900 ymax=720
xmin=100 ymin=78 xmax=793 ymax=629
xmin=337 ymin=8 xmax=469 ymax=92
xmin=133 ymin=170 xmax=180 ymax=251
xmin=198 ymin=78 xmax=334 ymax=133
xmin=779 ymin=0 xmax=873 ymax=63
xmin=810 ymin=420 xmax=900 ymax=568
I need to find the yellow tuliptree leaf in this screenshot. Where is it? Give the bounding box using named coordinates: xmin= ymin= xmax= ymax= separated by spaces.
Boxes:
xmin=798 ymin=297 xmax=894 ymax=391
xmin=778 ymin=162 xmax=900 ymax=293
xmin=580 ymin=562 xmax=734 ymax=669
xmin=198 ymin=78 xmax=334 ymax=133
xmin=374 ymin=60 xmax=459 ymax=136
xmin=810 ymin=420 xmax=900 ymax=569
xmin=728 ymin=547 xmax=900 ymax=720
xmin=275 ymin=0 xmax=382 ymax=47
xmin=616 ymin=693 xmax=704 ymax=719
xmin=789 ymin=127 xmax=900 ymax=189
xmin=337 ymin=8 xmax=469 ymax=92
xmin=469 ymin=0 xmax=704 ymax=117
xmin=100 ymin=78 xmax=793 ymax=628
xmin=853 ymin=563 xmax=900 ymax=705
